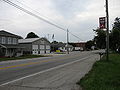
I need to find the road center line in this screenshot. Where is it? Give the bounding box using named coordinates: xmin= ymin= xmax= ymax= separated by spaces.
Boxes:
xmin=0 ymin=54 xmax=84 ymax=70
xmin=0 ymin=55 xmax=92 ymax=87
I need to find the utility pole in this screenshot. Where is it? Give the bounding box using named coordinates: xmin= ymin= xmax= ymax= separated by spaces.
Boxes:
xmin=52 ymin=34 xmax=55 ymax=52
xmin=106 ymin=0 xmax=109 ymax=61
xmin=67 ymin=29 xmax=69 ymax=54
xmin=47 ymin=34 xmax=50 ymax=41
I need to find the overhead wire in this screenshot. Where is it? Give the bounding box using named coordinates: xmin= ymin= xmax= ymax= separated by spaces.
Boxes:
xmin=2 ymin=0 xmax=84 ymax=41
xmin=15 ymin=0 xmax=60 ymax=25
xmin=2 ymin=0 xmax=66 ymax=31
xmin=68 ymin=31 xmax=84 ymax=41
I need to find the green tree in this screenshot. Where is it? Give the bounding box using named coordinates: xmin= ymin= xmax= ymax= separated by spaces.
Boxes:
xmin=113 ymin=17 xmax=120 ymax=30
xmin=93 ymin=28 xmax=106 ymax=49
xmin=26 ymin=32 xmax=39 ymax=38
xmin=51 ymin=41 xmax=58 ymax=44
xmin=110 ymin=17 xmax=120 ymax=51
xmin=85 ymin=40 xmax=94 ymax=50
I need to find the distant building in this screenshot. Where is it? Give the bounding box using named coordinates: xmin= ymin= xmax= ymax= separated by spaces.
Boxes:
xmin=0 ymin=30 xmax=23 ymax=57
xmin=19 ymin=38 xmax=50 ymax=55
xmin=58 ymin=44 xmax=73 ymax=52
xmin=51 ymin=43 xmax=73 ymax=52
xmin=69 ymin=42 xmax=86 ymax=51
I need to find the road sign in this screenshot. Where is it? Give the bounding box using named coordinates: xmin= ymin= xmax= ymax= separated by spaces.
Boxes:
xmin=99 ymin=17 xmax=106 ymax=29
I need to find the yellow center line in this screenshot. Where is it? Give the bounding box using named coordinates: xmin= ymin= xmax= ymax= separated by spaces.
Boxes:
xmin=0 ymin=54 xmax=82 ymax=70
xmin=0 ymin=60 xmax=50 ymax=70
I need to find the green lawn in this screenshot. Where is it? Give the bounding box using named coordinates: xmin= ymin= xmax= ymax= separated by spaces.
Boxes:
xmin=77 ymin=54 xmax=120 ymax=90
xmin=0 ymin=55 xmax=48 ymax=61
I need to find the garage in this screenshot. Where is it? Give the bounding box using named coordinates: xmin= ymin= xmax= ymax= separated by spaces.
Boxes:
xmin=32 ymin=45 xmax=38 ymax=55
xmin=46 ymin=45 xmax=50 ymax=53
xmin=19 ymin=38 xmax=51 ymax=55
xmin=40 ymin=45 xmax=45 ymax=54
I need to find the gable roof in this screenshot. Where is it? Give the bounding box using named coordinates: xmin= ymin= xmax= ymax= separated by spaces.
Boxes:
xmin=19 ymin=37 xmax=50 ymax=44
xmin=0 ymin=30 xmax=22 ymax=39
xmin=19 ymin=38 xmax=39 ymax=43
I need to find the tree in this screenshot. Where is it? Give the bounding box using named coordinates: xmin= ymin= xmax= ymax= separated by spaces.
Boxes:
xmin=113 ymin=17 xmax=120 ymax=30
xmin=110 ymin=17 xmax=120 ymax=51
xmin=85 ymin=40 xmax=94 ymax=50
xmin=51 ymin=41 xmax=58 ymax=44
xmin=26 ymin=32 xmax=39 ymax=39
xmin=93 ymin=28 xmax=106 ymax=49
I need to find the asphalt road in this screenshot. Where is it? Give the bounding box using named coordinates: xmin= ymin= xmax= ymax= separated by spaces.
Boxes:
xmin=0 ymin=51 xmax=99 ymax=86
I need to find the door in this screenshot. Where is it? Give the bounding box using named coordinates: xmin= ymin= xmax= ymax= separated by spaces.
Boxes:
xmin=40 ymin=45 xmax=45 ymax=54
xmin=32 ymin=45 xmax=38 ymax=54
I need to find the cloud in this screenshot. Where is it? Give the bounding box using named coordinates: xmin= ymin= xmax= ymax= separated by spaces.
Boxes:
xmin=0 ymin=0 xmax=120 ymax=42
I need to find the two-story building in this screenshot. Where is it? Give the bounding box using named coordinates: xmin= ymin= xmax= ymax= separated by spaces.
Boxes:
xmin=0 ymin=30 xmax=23 ymax=57
xmin=18 ymin=38 xmax=51 ymax=55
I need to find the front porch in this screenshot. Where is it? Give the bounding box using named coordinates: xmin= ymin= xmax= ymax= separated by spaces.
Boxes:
xmin=0 ymin=45 xmax=23 ymax=57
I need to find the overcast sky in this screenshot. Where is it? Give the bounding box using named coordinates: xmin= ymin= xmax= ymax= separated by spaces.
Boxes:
xmin=0 ymin=0 xmax=120 ymax=42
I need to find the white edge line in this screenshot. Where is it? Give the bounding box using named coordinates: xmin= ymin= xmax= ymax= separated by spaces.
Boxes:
xmin=0 ymin=56 xmax=91 ymax=87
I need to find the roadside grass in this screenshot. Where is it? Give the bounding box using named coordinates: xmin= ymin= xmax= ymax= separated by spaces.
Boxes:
xmin=77 ymin=53 xmax=120 ymax=90
xmin=0 ymin=54 xmax=48 ymax=61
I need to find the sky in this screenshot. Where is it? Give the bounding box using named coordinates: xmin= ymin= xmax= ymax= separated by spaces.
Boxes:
xmin=0 ymin=0 xmax=120 ymax=42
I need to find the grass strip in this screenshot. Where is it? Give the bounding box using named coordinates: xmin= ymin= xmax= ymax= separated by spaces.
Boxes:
xmin=77 ymin=54 xmax=120 ymax=90
xmin=0 ymin=55 xmax=48 ymax=61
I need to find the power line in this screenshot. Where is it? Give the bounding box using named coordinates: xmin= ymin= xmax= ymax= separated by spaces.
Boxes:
xmin=68 ymin=31 xmax=84 ymax=41
xmin=2 ymin=0 xmax=66 ymax=31
xmin=15 ymin=0 xmax=84 ymax=41
xmin=15 ymin=0 xmax=58 ymax=24
xmin=14 ymin=0 xmax=68 ymax=32
xmin=2 ymin=0 xmax=84 ymax=41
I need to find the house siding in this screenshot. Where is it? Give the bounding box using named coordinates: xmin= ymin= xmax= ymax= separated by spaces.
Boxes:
xmin=32 ymin=39 xmax=50 ymax=54
xmin=0 ymin=30 xmax=23 ymax=57
xmin=19 ymin=43 xmax=32 ymax=54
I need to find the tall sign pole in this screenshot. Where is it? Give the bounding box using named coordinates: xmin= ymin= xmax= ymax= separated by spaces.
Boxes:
xmin=106 ymin=0 xmax=109 ymax=61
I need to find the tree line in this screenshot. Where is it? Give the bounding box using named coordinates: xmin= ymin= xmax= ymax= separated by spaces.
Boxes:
xmin=86 ymin=17 xmax=120 ymax=52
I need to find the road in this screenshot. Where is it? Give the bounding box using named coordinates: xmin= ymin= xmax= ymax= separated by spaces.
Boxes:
xmin=0 ymin=51 xmax=102 ymax=89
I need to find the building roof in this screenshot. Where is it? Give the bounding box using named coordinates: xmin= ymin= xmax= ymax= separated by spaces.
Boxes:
xmin=19 ymin=38 xmax=40 ymax=43
xmin=0 ymin=30 xmax=22 ymax=39
xmin=19 ymin=38 xmax=50 ymax=44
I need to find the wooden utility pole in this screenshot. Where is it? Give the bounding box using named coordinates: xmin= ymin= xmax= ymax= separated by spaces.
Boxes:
xmin=67 ymin=29 xmax=69 ymax=54
xmin=106 ymin=0 xmax=109 ymax=61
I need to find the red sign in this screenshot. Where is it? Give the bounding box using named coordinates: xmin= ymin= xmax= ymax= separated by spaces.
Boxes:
xmin=99 ymin=17 xmax=106 ymax=29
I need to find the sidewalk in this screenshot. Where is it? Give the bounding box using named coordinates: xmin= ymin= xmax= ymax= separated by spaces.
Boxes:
xmin=0 ymin=54 xmax=99 ymax=90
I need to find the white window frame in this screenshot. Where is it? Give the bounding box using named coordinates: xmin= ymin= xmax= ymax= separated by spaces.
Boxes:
xmin=8 ymin=37 xmax=12 ymax=44
xmin=13 ymin=38 xmax=17 ymax=44
xmin=2 ymin=37 xmax=6 ymax=44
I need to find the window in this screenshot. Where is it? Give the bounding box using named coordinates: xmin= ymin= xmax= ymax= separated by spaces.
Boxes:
xmin=2 ymin=37 xmax=6 ymax=44
xmin=13 ymin=38 xmax=17 ymax=44
xmin=8 ymin=37 xmax=12 ymax=44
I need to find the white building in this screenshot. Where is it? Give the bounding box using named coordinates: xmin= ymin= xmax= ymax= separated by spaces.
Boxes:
xmin=19 ymin=38 xmax=50 ymax=55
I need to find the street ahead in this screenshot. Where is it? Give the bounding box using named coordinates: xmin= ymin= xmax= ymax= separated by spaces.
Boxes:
xmin=0 ymin=51 xmax=101 ymax=87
